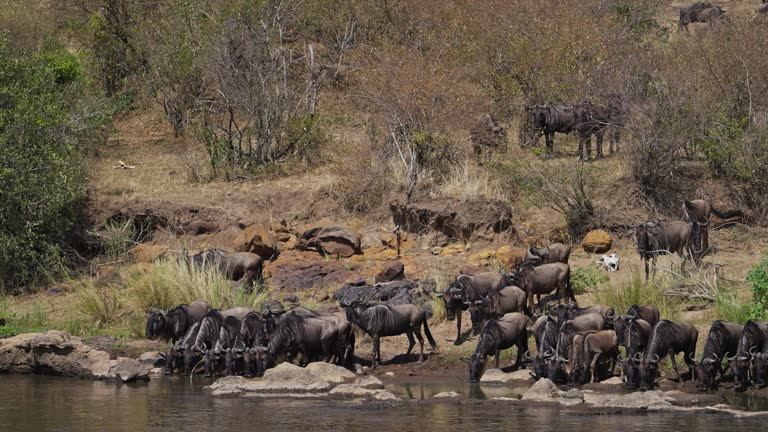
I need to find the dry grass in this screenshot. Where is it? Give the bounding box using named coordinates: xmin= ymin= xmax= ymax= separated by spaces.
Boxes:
xmin=74 ymin=280 xmax=123 ymax=328
xmin=593 ymin=270 xmax=681 ymax=320
xmin=433 ymin=162 xmax=503 ymax=201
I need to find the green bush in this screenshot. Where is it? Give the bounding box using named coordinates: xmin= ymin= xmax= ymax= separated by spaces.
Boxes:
xmin=571 ymin=266 xmax=607 ymax=295
xmin=747 ymin=257 xmax=768 ymax=320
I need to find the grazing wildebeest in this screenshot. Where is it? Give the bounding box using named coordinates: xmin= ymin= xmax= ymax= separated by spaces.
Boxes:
xmin=507 ymin=262 xmax=573 ymax=313
xmin=679 ymin=2 xmax=726 ymax=30
xmin=635 ymin=221 xmax=694 ymax=280
xmin=520 ymin=104 xmax=581 ymax=153
xmin=551 ymin=302 xmax=615 ymax=327
xmin=165 ymin=322 xmax=200 ymax=374
xmin=468 ymin=313 xmax=529 ymax=383
xmin=251 ymin=314 xmax=340 ymax=373
xmin=617 ymin=318 xmax=652 ymax=389
xmin=470 ymin=113 xmax=506 ymax=156
xmin=227 ymin=312 xmax=268 ymax=376
xmin=683 ymin=199 xmax=743 ymax=255
xmin=695 ymin=320 xmax=743 ymax=391
xmin=728 ymin=320 xmax=768 ymax=391
xmin=146 ymin=300 xmax=211 ymax=344
xmin=189 ymin=249 xmax=264 ymax=287
xmin=438 ymin=272 xmax=504 ymax=344
xmin=612 ymin=304 xmax=660 ymax=346
xmin=524 ymin=243 xmax=571 ymax=266
xmin=639 ymin=320 xmax=698 ymax=390
xmin=529 ymin=314 xmax=560 ymax=380
xmin=470 ymin=286 xmax=529 ymax=326
xmin=569 ymin=330 xmax=619 ymax=385
xmin=341 ymin=298 xmax=437 ymax=369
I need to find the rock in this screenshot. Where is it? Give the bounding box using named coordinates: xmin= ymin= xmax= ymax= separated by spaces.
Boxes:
xmin=440 ymin=244 xmax=465 ymax=256
xmin=334 ymin=280 xmax=420 ymax=306
xmin=468 ymin=249 xmax=496 ymax=267
xmin=495 ymin=246 xmax=526 ymax=271
xmin=583 ymin=390 xmax=672 ymax=409
xmin=238 ymin=224 xmax=279 ymax=260
xmin=480 ymin=369 xmax=515 ymax=384
xmin=305 ymin=362 xmax=356 ymax=384
xmin=139 ymin=351 xmax=165 ymax=368
xmin=433 ymin=391 xmax=462 ymax=399
xmin=0 ymin=331 xmax=148 ymax=382
xmin=521 ymin=378 xmax=560 ymax=402
xmin=354 ymin=375 xmax=384 ymax=389
xmin=759 ymin=3 xmax=768 ymax=14
xmin=390 ymin=199 xmax=516 ymax=245
xmin=264 ymin=251 xmax=359 ymax=291
xmin=297 ymin=226 xmax=361 ymax=257
xmin=375 ymin=261 xmax=405 ymax=283
xmin=46 ymin=287 xmax=63 ymax=296
xmin=430 ymin=247 xmax=443 ymax=255
xmin=559 ymin=388 xmax=584 ymax=406
xmin=384 ymin=371 xmax=395 ymax=377
xmin=128 ymin=244 xmax=169 ymax=263
xmin=600 ymin=376 xmax=624 ymax=385
xmin=582 ymin=230 xmax=613 ymax=253
xmin=329 ymin=384 xmax=399 ymax=401
xmin=283 ymin=294 xmax=299 ymax=304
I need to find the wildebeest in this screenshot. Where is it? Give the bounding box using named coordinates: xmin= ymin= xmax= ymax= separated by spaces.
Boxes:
xmin=695 ymin=320 xmax=743 ymax=391
xmin=341 ymin=298 xmax=437 ymax=369
xmin=165 ymin=322 xmax=200 ymax=374
xmin=617 ymin=318 xmax=652 ymax=389
xmin=728 ymin=320 xmax=768 ymax=391
xmin=146 ymin=300 xmax=211 ymax=344
xmin=679 ymin=2 xmax=726 ymax=30
xmin=569 ymin=330 xmax=619 ymax=385
xmin=612 ymin=304 xmax=660 ymax=346
xmin=184 ymin=307 xmax=253 ymax=374
xmin=529 ymin=314 xmax=560 ymax=380
xmin=438 ymin=272 xmax=504 ymax=344
xmin=524 ymin=243 xmax=571 ymax=266
xmin=575 ymin=102 xmax=612 ymax=161
xmin=507 ymin=262 xmax=574 ymax=313
xmin=639 ymin=320 xmax=699 ymax=390
xmin=227 ymin=312 xmax=268 ymax=376
xmin=548 ymin=313 xmax=606 ymax=383
xmin=635 ymin=221 xmax=694 ymax=280
xmin=470 ymin=285 xmax=529 ymax=327
xmin=520 ymin=104 xmax=580 ymax=153
xmin=189 ymin=249 xmax=264 ymax=287
xmin=551 ymin=302 xmax=615 ymax=327
xmin=683 ymin=199 xmax=743 ymax=255
xmin=468 ymin=313 xmax=529 ymax=383
xmin=205 ymin=315 xmax=242 ymax=377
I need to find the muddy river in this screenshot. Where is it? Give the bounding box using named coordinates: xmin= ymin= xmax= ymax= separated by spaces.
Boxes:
xmin=1 ymin=375 xmax=767 ymax=431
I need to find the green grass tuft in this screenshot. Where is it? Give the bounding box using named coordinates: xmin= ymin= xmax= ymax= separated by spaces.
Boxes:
xmin=593 ymin=271 xmax=681 ymax=320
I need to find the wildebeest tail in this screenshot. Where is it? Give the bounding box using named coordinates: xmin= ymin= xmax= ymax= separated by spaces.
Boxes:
xmin=710 ymin=205 xmax=742 ymax=220
xmin=423 ymin=319 xmax=438 ymax=350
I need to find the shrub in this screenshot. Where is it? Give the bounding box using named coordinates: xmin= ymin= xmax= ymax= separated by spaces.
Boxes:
xmin=75 ymin=281 xmax=123 ymax=328
xmin=571 ymin=266 xmax=607 ymax=295
xmin=747 ymin=257 xmax=768 ymax=320
xmin=593 ymin=272 xmax=680 ymax=320
xmin=712 ymin=289 xmax=752 ymax=324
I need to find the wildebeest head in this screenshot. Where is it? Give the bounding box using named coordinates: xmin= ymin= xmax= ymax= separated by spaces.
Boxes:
xmin=244 ymin=346 xmax=270 ymax=377
xmin=546 ymin=352 xmax=568 ymax=384
xmin=730 ymin=351 xmax=752 ymax=392
xmin=468 ymin=353 xmax=488 ymax=383
xmin=695 ymin=352 xmax=722 ymax=391
xmin=184 ymin=341 xmax=208 ymax=373
xmin=635 ymin=224 xmax=650 ymax=254
xmin=552 ymin=302 xmax=574 ymax=325
xmin=752 ymin=352 xmax=768 ymax=389
xmin=164 ymin=344 xmax=184 ymax=374
xmin=437 ymin=284 xmax=468 ymax=321
xmin=619 ymin=353 xmax=642 ymax=389
xmin=225 ymin=344 xmax=245 ymax=376
xmin=145 ymin=309 xmax=165 ymax=340
xmin=639 ymin=353 xmax=660 ymax=390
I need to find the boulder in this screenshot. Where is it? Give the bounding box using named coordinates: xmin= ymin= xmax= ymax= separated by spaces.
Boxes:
xmin=329 ymin=384 xmax=399 ymax=401
xmin=559 ymin=388 xmax=584 ymax=406
xmin=600 ymin=376 xmax=624 ymax=385
xmin=481 ymin=368 xmax=533 ymax=384
xmin=433 ymin=391 xmax=462 ymax=399
xmin=139 ymin=351 xmax=165 ymax=368
xmin=333 ymin=280 xmax=420 ymax=306
xmin=582 ymin=390 xmax=672 ymax=409
xmin=521 ymin=378 xmax=560 ymax=402
xmin=0 ymin=331 xmax=148 ymax=382
xmin=305 ymin=362 xmax=356 ymax=384
xmin=128 ymin=244 xmax=169 ymax=263
xmin=353 ymin=375 xmax=384 ymax=390
xmin=297 ymin=226 xmax=361 ymax=257
xmin=375 ymin=261 xmax=405 ymax=283
xmin=582 ymin=230 xmax=612 ymax=253
xmin=238 ymin=224 xmax=279 ymax=260
xmin=265 ymin=251 xmax=359 ymax=291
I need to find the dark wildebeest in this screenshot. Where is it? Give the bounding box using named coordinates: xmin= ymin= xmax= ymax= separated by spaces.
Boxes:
xmin=524 ymin=243 xmax=571 ymax=266
xmin=551 ymin=301 xmax=615 ymax=327
xmin=569 ymin=330 xmax=619 ymax=385
xmin=438 ymin=272 xmax=504 ymax=344
xmin=468 ymin=313 xmax=529 ymax=383
xmin=470 ymin=285 xmax=529 ymax=327
xmin=189 ymin=249 xmax=264 ymax=288
xmin=612 ymin=304 xmax=660 ymax=346
xmin=250 ymin=314 xmax=340 ymax=373
xmin=683 ymin=199 xmax=743 ymax=256
xmin=639 ymin=320 xmax=699 ymax=390
xmin=728 ymin=320 xmax=768 ymax=391
xmin=341 ymin=298 xmax=437 ymax=369
xmin=575 ymin=101 xmax=612 ymax=161
xmin=470 ymin=113 xmax=506 ymax=156
xmin=507 ymin=262 xmax=574 ymax=313
xmin=679 ymin=2 xmax=726 ymax=30
xmin=185 ymin=307 xmax=253 ymax=374
xmin=227 ymin=312 xmax=268 ymax=376
xmin=205 ymin=315 xmax=242 ymax=377
xmin=617 ymin=318 xmax=652 ymax=389
xmin=520 ymin=104 xmax=580 ymax=153
xmin=165 ymin=322 xmax=200 ymax=375
xmin=695 ymin=320 xmax=743 ymax=391
xmin=549 ymin=313 xmax=606 ymax=384
xmin=635 ymin=221 xmax=694 ymax=280
xmin=146 ymin=300 xmax=211 ymax=344
xmin=529 ymin=314 xmax=560 ymax=380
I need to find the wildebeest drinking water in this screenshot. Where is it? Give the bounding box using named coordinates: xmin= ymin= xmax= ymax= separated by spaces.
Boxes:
xmin=529 ymin=314 xmax=560 ymax=380
xmin=189 ymin=249 xmax=264 ymax=288
xmin=617 ymin=318 xmax=652 ymax=389
xmin=695 ymin=320 xmax=743 ymax=391
xmin=639 ymin=320 xmax=698 ymax=390
xmin=468 ymin=312 xmax=528 ymax=383
xmin=728 ymin=320 xmax=768 ymax=391
xmin=146 ymin=300 xmax=211 ymax=344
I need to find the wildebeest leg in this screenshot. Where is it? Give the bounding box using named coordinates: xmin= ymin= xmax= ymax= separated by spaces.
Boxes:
xmin=590 ymin=353 xmax=601 ymax=383
xmin=546 ymin=132 xmax=554 ymax=154
xmin=405 ymin=328 xmax=416 ymax=356
xmin=595 ymin=131 xmax=604 ymax=159
xmin=578 ymin=134 xmax=584 ymax=160
xmin=495 ymin=350 xmax=501 ymax=369
xmin=372 ymin=336 xmax=381 ymax=369
xmin=413 ymin=324 xmax=425 ymax=362
xmin=454 ymin=311 xmax=463 ymax=346
xmin=669 ymin=351 xmax=682 ymax=382
xmin=644 ymin=257 xmax=649 ymax=281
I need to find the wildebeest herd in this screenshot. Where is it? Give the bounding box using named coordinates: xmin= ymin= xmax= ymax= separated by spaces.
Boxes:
xmin=145 ymin=197 xmax=752 ymax=393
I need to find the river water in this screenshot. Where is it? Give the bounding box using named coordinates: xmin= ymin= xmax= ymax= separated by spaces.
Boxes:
xmin=0 ymin=375 xmax=766 ymax=432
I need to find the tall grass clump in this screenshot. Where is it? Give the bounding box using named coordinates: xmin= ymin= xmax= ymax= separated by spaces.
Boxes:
xmin=75 ymin=281 xmax=123 ymax=328
xmin=712 ymin=289 xmax=752 ymax=324
xmin=123 ymin=258 xmax=269 ymax=313
xmin=593 ymin=272 xmax=680 ymax=320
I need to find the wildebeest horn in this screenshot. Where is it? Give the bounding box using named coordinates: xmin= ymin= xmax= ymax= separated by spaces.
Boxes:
xmin=543 ymin=348 xmax=554 ymax=358
xmin=650 ymin=353 xmax=660 ymax=363
xmin=688 ymin=352 xmax=697 ymax=363
xmin=750 ymin=346 xmax=759 ymax=357
xmin=633 ymin=352 xmax=642 ymax=362
xmin=546 ymin=300 xmax=558 ymax=311
xmin=626 ymin=308 xmax=638 ymax=319
xmin=474 ymin=300 xmax=483 ymax=305
xmin=524 ymin=350 xmax=533 ymax=360
xmin=605 ymin=309 xmax=616 ymax=321
xmin=617 ymin=354 xmax=626 ymax=364
xmin=725 ymin=352 xmax=736 ymax=362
